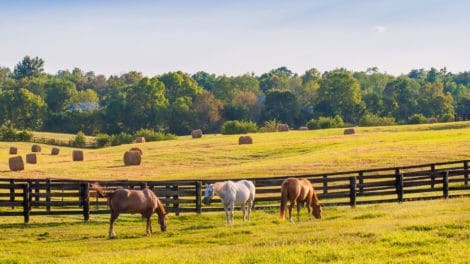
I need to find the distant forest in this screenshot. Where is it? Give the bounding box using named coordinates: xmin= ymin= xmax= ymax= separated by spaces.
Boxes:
xmin=0 ymin=56 xmax=469 ymax=136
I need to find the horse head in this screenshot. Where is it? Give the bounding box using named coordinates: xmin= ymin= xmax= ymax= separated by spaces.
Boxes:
xmin=203 ymin=184 xmax=215 ymax=205
xmin=312 ymin=203 xmax=322 ymax=219
xmin=158 ymin=211 xmax=168 ymax=232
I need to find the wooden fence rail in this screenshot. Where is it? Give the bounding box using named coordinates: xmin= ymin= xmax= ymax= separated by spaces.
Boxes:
xmin=0 ymin=160 xmax=468 ymax=223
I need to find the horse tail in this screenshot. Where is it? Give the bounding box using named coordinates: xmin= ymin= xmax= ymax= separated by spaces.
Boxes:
xmin=280 ymin=182 xmax=288 ymax=220
xmin=90 ymin=182 xmax=111 ymax=198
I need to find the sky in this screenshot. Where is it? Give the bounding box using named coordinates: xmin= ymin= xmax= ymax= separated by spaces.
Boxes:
xmin=1 ymin=0 xmax=470 ymax=77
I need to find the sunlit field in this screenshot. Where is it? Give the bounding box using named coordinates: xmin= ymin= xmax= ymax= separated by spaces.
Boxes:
xmin=1 ymin=121 xmax=469 ymax=181
xmin=0 ymin=198 xmax=468 ymax=263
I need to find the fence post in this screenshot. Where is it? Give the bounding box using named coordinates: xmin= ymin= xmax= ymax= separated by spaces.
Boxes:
xmin=9 ymin=179 xmax=15 ymax=209
xmin=358 ymin=171 xmax=364 ymax=194
xmin=464 ymin=161 xmax=468 ymax=186
xmin=27 ymin=180 xmax=33 ymax=210
xmin=140 ymin=182 xmax=148 ymax=190
xmin=430 ymin=164 xmax=436 ymax=189
xmin=81 ymin=183 xmax=90 ymax=221
xmin=173 ymin=185 xmax=180 ymax=216
xmin=443 ymin=171 xmax=449 ymax=199
xmin=22 ymin=183 xmax=30 ymax=224
xmin=349 ymin=176 xmax=356 ymax=208
xmin=396 ymin=173 xmax=404 ymax=202
xmin=322 ymin=175 xmax=328 ymax=195
xmin=195 ymin=181 xmax=202 ymax=214
xmin=34 ymin=179 xmax=40 ymax=207
xmin=46 ymin=179 xmax=51 ymax=213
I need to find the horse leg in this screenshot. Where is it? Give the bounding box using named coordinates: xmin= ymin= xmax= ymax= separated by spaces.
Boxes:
xmin=296 ymin=202 xmax=301 ymax=222
xmin=241 ymin=203 xmax=246 ymax=221
xmin=224 ymin=204 xmax=230 ymax=225
xmin=230 ymin=202 xmax=235 ymax=225
xmin=109 ymin=211 xmax=119 ymax=238
xmin=146 ymin=217 xmax=152 ymax=236
xmin=288 ymin=202 xmax=295 ymax=223
xmin=247 ymin=200 xmax=253 ymax=221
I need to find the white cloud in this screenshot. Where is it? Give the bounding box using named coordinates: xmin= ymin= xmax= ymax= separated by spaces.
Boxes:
xmin=373 ymin=26 xmax=386 ymax=33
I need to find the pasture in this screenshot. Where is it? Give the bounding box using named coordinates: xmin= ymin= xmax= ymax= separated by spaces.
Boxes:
xmin=0 ymin=122 xmax=469 ymax=263
xmin=1 ymin=121 xmax=470 ymax=181
xmin=0 ymin=198 xmax=468 ymax=263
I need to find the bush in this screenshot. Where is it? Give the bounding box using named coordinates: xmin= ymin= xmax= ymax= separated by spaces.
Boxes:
xmin=259 ymin=119 xmax=280 ymax=133
xmin=359 ymin=113 xmax=396 ymax=126
xmin=73 ymin=131 xmax=86 ymax=147
xmin=16 ymin=130 xmax=33 ymax=141
xmin=307 ymin=116 xmax=344 ymax=130
xmin=134 ymin=129 xmax=177 ymax=141
xmin=408 ymin=114 xmax=427 ymax=124
xmin=95 ymin=134 xmax=112 ymax=148
xmin=438 ymin=114 xmax=454 ymax=123
xmin=221 ymin=120 xmax=258 ymax=135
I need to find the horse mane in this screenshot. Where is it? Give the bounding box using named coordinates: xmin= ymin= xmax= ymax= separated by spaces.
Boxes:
xmin=155 ymin=198 xmax=167 ymax=217
xmin=311 ymin=187 xmax=321 ymax=206
xmin=90 ymin=182 xmax=113 ymax=198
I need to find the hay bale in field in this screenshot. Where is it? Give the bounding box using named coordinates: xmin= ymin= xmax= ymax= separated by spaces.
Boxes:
xmin=130 ymin=147 xmax=143 ymax=156
xmin=26 ymin=153 xmax=37 ymax=164
xmin=298 ymin=126 xmax=308 ymax=131
xmin=239 ymin=136 xmax=253 ymax=145
xmin=136 ymin=137 xmax=146 ymax=143
xmin=9 ymin=147 xmax=18 ymax=155
xmin=9 ymin=156 xmax=24 ymax=171
xmin=123 ymin=151 xmax=141 ymax=166
xmin=191 ymin=129 xmax=203 ymax=138
xmin=73 ymin=150 xmax=84 ymax=161
xmin=31 ymin=144 xmax=41 ymax=152
xmin=344 ymin=128 xmax=355 ymax=135
xmin=278 ymin=124 xmax=289 ymax=132
xmin=51 ymin=147 xmax=60 ymax=155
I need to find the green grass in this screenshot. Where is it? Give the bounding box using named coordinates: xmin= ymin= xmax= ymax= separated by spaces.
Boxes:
xmin=1 ymin=121 xmax=470 ymax=181
xmin=0 ymin=198 xmax=468 ymax=263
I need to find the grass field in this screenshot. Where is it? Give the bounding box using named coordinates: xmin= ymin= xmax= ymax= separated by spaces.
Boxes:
xmin=0 ymin=122 xmax=469 ymax=263
xmin=1 ymin=121 xmax=469 ymax=181
xmin=0 ymin=198 xmax=468 ymax=263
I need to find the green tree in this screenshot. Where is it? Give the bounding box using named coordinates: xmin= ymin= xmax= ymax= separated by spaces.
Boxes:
xmin=315 ymin=71 xmax=365 ymax=123
xmin=13 ymin=56 xmax=45 ymax=79
xmin=159 ymin=71 xmax=202 ymax=103
xmin=0 ymin=88 xmax=46 ymax=129
xmin=45 ymin=79 xmax=77 ymax=112
xmin=192 ymin=91 xmax=224 ymax=132
xmin=382 ymin=77 xmax=420 ymax=121
xmin=259 ymin=67 xmax=293 ymax=93
xmin=262 ymin=89 xmax=299 ymax=126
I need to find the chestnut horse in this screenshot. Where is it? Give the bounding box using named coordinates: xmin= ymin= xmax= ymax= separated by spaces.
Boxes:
xmin=280 ymin=178 xmax=322 ymax=223
xmin=91 ymin=183 xmax=168 ymax=238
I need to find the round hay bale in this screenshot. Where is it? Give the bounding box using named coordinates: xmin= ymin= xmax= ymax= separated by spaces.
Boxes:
xmin=136 ymin=137 xmax=146 ymax=143
xmin=73 ymin=150 xmax=84 ymax=161
xmin=26 ymin=153 xmax=37 ymax=164
xmin=130 ymin=147 xmax=143 ymax=156
xmin=344 ymin=128 xmax=355 ymax=135
xmin=278 ymin=124 xmax=289 ymax=132
xmin=123 ymin=151 xmax=141 ymax=166
xmin=51 ymin=147 xmax=60 ymax=155
xmin=9 ymin=156 xmax=24 ymax=171
xmin=9 ymin=147 xmax=18 ymax=155
xmin=31 ymin=144 xmax=42 ymax=153
xmin=299 ymin=126 xmax=308 ymax=131
xmin=239 ymin=136 xmax=253 ymax=145
xmin=191 ymin=129 xmax=203 ymax=138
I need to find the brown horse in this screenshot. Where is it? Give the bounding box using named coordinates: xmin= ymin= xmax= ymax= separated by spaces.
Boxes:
xmin=91 ymin=183 xmax=168 ymax=238
xmin=280 ymin=178 xmax=322 ymax=223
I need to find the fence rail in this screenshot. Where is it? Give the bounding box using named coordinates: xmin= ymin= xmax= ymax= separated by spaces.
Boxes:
xmin=0 ymin=160 xmax=468 ymax=223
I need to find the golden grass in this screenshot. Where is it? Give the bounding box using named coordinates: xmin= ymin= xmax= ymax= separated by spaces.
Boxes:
xmin=0 ymin=122 xmax=469 ymax=181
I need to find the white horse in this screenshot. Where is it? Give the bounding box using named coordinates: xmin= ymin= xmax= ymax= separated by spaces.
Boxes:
xmin=203 ymin=180 xmax=256 ymax=224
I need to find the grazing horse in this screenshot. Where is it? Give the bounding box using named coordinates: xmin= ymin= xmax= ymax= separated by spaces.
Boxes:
xmin=91 ymin=183 xmax=168 ymax=238
xmin=280 ymin=178 xmax=322 ymax=223
xmin=203 ymin=180 xmax=256 ymax=224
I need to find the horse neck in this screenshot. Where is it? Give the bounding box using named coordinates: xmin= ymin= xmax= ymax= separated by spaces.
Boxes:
xmin=310 ymin=189 xmax=320 ymax=206
xmin=155 ymin=199 xmax=166 ymax=218
xmin=212 ymin=182 xmax=226 ymax=196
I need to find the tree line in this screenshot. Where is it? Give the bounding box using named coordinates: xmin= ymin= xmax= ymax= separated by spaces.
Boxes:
xmin=0 ymin=56 xmax=469 ymax=136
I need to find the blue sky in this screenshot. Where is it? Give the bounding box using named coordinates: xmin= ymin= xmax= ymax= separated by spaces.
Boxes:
xmin=1 ymin=0 xmax=469 ymax=76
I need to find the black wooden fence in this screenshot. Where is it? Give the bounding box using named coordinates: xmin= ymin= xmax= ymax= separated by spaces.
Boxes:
xmin=0 ymin=160 xmax=468 ymax=223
